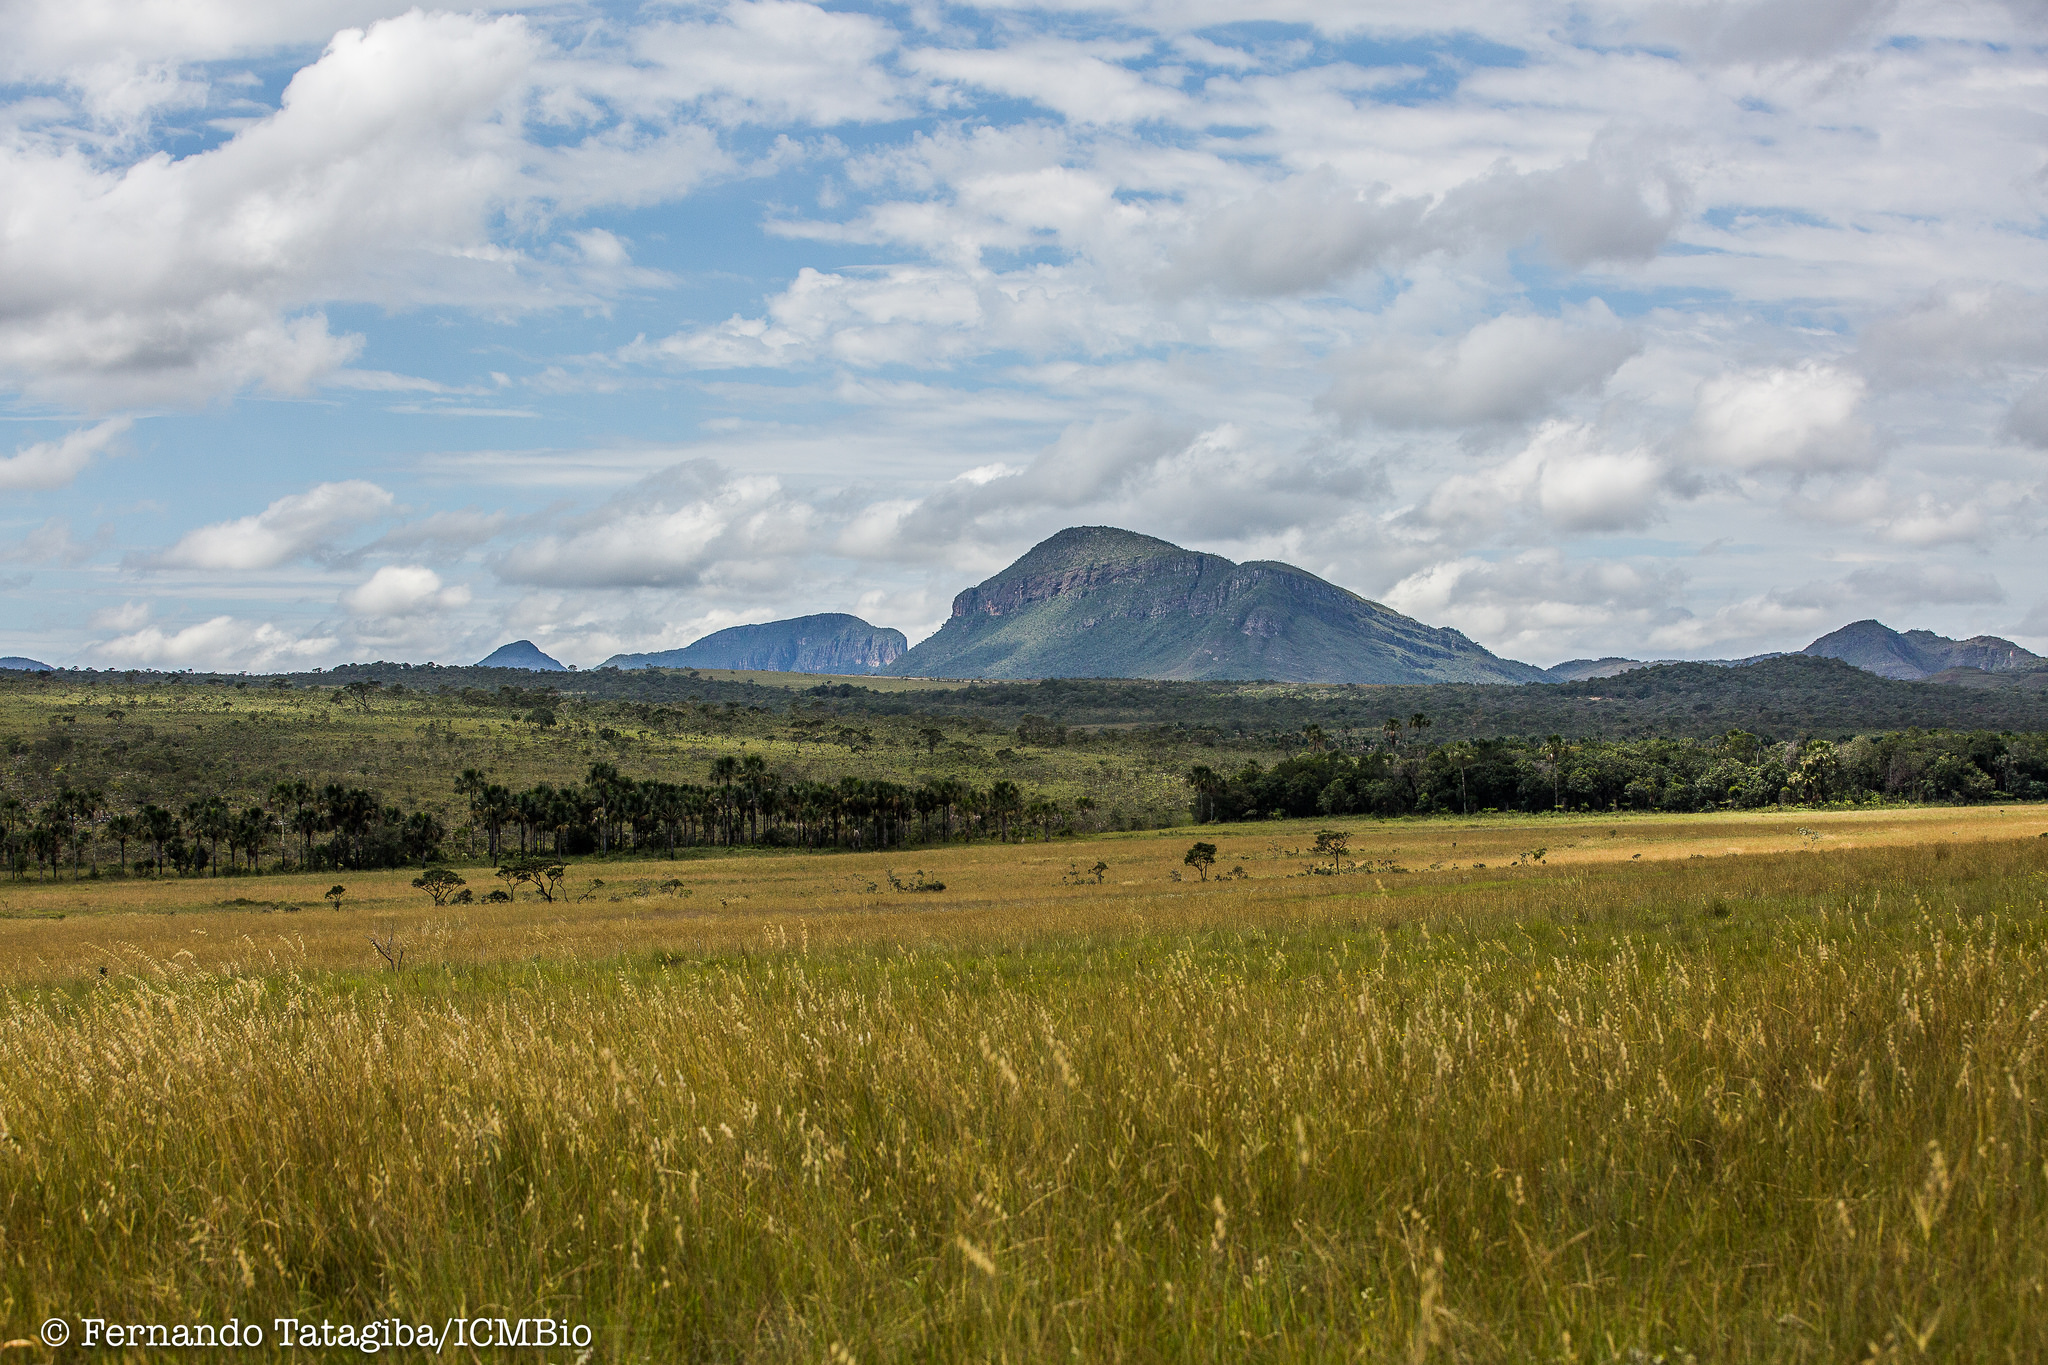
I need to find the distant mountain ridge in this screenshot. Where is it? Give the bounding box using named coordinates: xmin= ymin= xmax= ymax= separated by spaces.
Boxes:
xmin=1542 ymin=651 xmax=1785 ymax=682
xmin=476 ymin=640 xmax=566 ymax=671
xmin=884 ymin=526 xmax=1546 ymax=684
xmin=603 ymin=614 xmax=906 ymax=674
xmin=1538 ymin=620 xmax=2039 ymax=686
xmin=1801 ymin=619 xmax=2040 ymax=680
xmin=0 ymin=657 xmax=52 ymax=672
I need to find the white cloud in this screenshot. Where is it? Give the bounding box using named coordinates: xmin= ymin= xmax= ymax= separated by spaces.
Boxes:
xmin=1383 ymin=550 xmax=1688 ymax=664
xmin=0 ymin=9 xmax=727 ymax=406
xmin=341 ymin=565 xmax=471 ymax=617
xmin=906 ymin=39 xmax=1188 ymax=126
xmin=1324 ymin=313 xmax=1639 ymax=428
xmin=87 ymin=600 xmax=152 ymax=631
xmin=1685 ymin=363 xmax=1875 ymax=474
xmin=0 ymin=517 xmax=104 ymax=566
xmin=1405 ymin=420 xmax=1673 ymax=538
xmin=0 ymin=419 xmax=132 ymax=492
xmin=1161 ymin=169 xmax=1427 ymax=298
xmin=92 ymin=615 xmax=336 ymax=671
xmin=139 ymin=480 xmax=394 ymax=570
xmin=492 ymin=460 xmax=817 ymax=590
xmin=626 ymin=1 xmax=909 ymax=126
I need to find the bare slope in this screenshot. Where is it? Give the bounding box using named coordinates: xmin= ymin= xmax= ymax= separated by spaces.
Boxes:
xmin=885 ymin=526 xmax=1545 ymax=684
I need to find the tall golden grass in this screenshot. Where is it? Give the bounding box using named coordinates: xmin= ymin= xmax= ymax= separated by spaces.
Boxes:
xmin=1 ymin=823 xmax=2046 ymax=1359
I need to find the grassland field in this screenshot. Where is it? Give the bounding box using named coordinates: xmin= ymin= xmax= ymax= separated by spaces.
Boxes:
xmin=4 ymin=804 xmax=2048 ymax=1361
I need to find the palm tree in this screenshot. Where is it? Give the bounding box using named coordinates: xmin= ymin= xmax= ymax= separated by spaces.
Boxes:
xmin=709 ymin=756 xmax=740 ymax=845
xmin=987 ymin=780 xmax=1024 ymax=843
xmin=105 ymin=812 xmax=138 ymax=872
xmin=1545 ymin=734 xmax=1568 ymax=811
xmin=290 ymin=806 xmax=326 ymax=868
xmin=140 ymin=805 xmax=179 ymax=875
xmin=184 ymin=796 xmax=230 ymax=876
xmin=1186 ymin=764 xmax=1221 ymax=823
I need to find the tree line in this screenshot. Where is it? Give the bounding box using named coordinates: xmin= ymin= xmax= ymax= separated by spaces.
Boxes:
xmin=1185 ymin=727 xmax=2048 ymax=822
xmin=0 ymin=755 xmax=1085 ymax=881
xmin=0 ymin=780 xmax=445 ymax=881
xmin=453 ymin=758 xmax=1077 ymax=859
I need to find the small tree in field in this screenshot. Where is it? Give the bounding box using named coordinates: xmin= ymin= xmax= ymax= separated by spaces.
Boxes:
xmin=325 ymin=884 xmax=347 ymax=910
xmin=1312 ymin=828 xmax=1350 ymax=874
xmin=497 ymin=854 xmax=566 ymax=903
xmin=1184 ymin=842 xmax=1217 ymax=881
xmin=412 ymin=867 xmax=467 ymax=906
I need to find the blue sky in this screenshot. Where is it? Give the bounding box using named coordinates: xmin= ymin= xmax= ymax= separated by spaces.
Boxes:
xmin=2 ymin=0 xmax=2045 ymax=671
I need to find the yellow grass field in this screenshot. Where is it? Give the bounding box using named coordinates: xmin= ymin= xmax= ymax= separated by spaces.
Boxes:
xmin=4 ymin=805 xmax=2047 ymax=1361
xmin=1 ymin=805 xmax=2040 ymax=982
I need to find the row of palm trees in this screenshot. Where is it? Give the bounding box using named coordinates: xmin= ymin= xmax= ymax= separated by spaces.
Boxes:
xmin=0 ymin=781 xmax=446 ymax=880
xmin=2 ymin=754 xmax=1076 ymax=880
xmin=456 ymin=759 xmax=1075 ymax=857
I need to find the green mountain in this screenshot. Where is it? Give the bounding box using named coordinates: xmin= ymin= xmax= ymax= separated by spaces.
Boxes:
xmin=603 ymin=613 xmax=906 ymax=674
xmin=885 ymin=526 xmax=1545 ymax=684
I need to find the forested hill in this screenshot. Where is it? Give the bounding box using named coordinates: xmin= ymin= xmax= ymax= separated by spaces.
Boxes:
xmin=20 ymin=654 xmax=2048 ymax=742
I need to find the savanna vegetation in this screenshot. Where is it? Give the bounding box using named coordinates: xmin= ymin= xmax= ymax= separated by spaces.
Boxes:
xmin=1 ymin=809 xmax=2046 ymax=1360
xmin=3 ymin=668 xmax=2045 ymax=884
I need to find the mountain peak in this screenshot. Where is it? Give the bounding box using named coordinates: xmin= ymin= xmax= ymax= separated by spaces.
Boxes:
xmin=1803 ymin=620 xmax=2039 ymax=681
xmin=992 ymin=526 xmax=1197 ymax=580
xmin=888 ymin=526 xmax=1541 ymax=684
xmin=475 ymin=639 xmax=566 ymax=671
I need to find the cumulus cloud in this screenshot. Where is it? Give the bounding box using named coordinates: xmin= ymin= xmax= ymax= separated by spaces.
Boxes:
xmin=87 ymin=600 xmax=152 ymax=631
xmin=1324 ymin=313 xmax=1639 ymax=429
xmin=492 ymin=460 xmax=817 ymax=590
xmin=138 ymin=480 xmax=395 ymax=571
xmin=1685 ymin=363 xmax=1875 ymax=474
xmin=1383 ymin=549 xmax=1688 ymax=664
xmin=0 ymin=419 xmax=132 ymax=492
xmin=832 ymin=417 xmax=1380 ymax=566
xmin=341 ymin=565 xmax=471 ymax=617
xmin=0 ymin=9 xmax=726 ymax=406
xmin=626 ymin=1 xmax=909 ymax=126
xmin=1161 ymin=170 xmax=1427 ymax=298
xmin=1782 ymin=476 xmax=2009 ymax=547
xmin=92 ymin=615 xmax=337 ymax=671
xmin=1431 ymin=146 xmax=1690 ymax=269
xmin=1404 ymin=420 xmax=1674 ymax=539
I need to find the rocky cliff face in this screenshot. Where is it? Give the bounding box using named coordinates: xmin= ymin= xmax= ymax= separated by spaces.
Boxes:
xmin=889 ymin=526 xmax=1545 ymax=683
xmin=603 ymin=614 xmax=906 ymax=674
